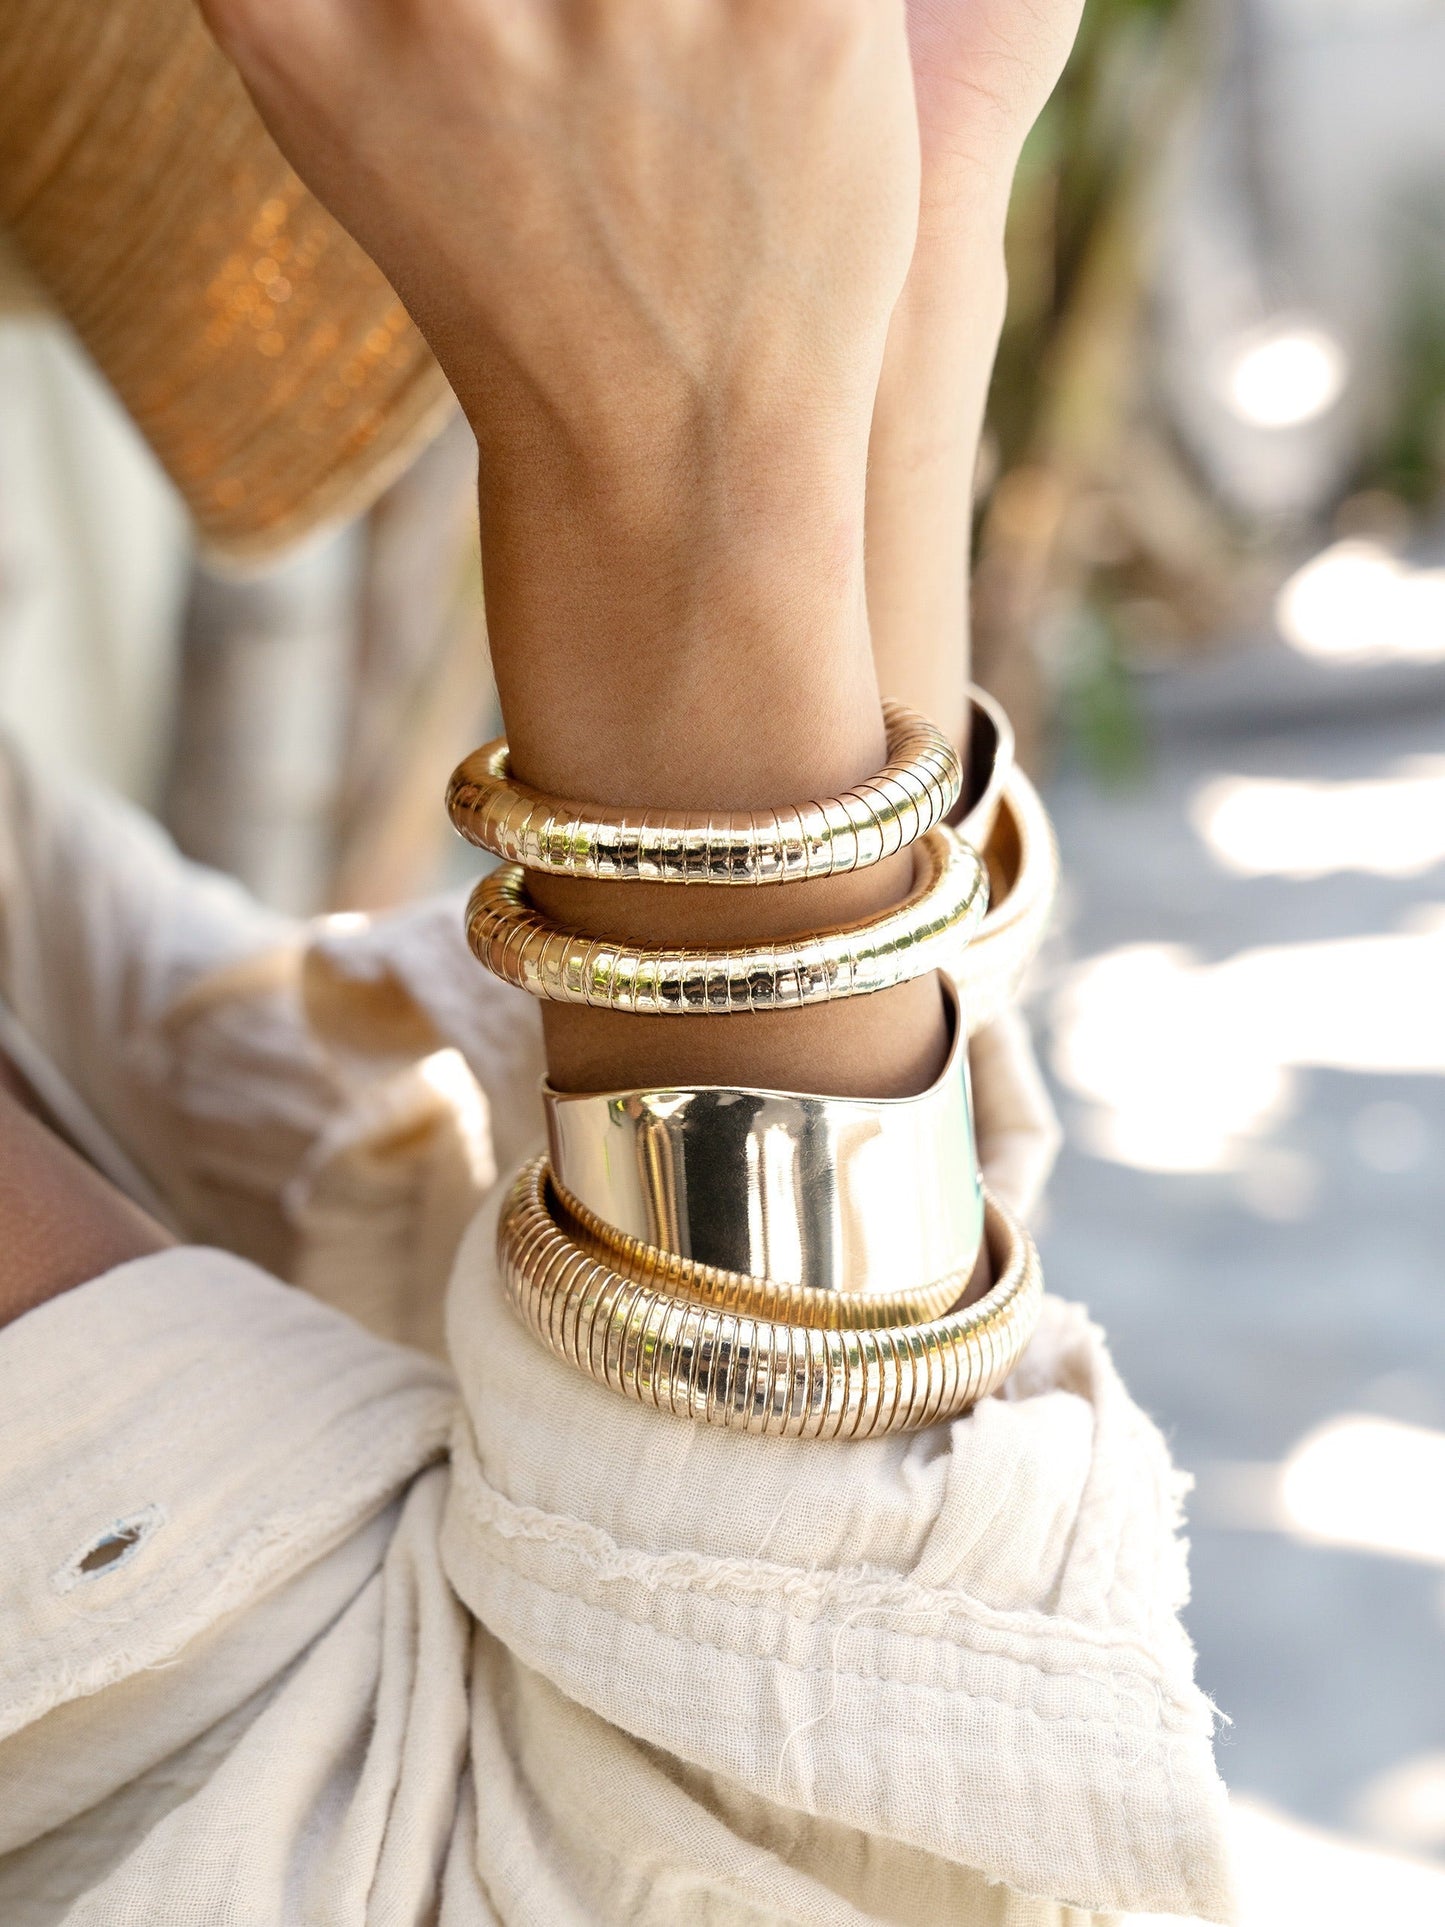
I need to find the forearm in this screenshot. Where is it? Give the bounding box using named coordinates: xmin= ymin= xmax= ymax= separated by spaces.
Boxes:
xmin=868 ymin=0 xmax=1077 ymax=742
xmin=0 ymin=1086 xmax=172 ymax=1326
xmin=867 ymin=238 xmax=1009 ymax=744
xmin=472 ymin=407 xmax=949 ymax=1100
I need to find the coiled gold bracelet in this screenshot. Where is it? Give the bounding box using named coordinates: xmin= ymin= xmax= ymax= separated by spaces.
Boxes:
xmin=498 ymin=1159 xmax=1043 ymax=1439
xmin=448 ymin=698 xmax=961 ymax=885
xmin=466 ymin=825 xmax=987 ymax=1014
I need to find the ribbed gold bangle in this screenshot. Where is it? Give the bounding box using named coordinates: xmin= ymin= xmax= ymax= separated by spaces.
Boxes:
xmin=949 ymin=765 xmax=1059 ymax=1038
xmin=447 ymin=699 xmax=961 ymax=885
xmin=466 ymin=827 xmax=987 ymax=1013
xmin=498 ymin=1159 xmax=1043 ymax=1438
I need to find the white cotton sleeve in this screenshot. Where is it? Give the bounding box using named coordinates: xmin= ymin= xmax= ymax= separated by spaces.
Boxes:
xmin=0 ymin=738 xmax=499 ymax=1354
xmin=0 ymin=733 xmax=297 ymax=1177
xmin=0 ymin=1251 xmax=478 ymax=1927
xmin=0 ymin=1219 xmax=1232 ymax=1923
xmin=972 ymin=1006 xmax=1065 ymax=1222
xmin=0 ymin=1249 xmax=453 ymax=1750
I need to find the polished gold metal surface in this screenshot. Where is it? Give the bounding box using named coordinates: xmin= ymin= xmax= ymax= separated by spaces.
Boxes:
xmin=448 ymin=700 xmax=960 ymax=884
xmin=466 ymin=827 xmax=988 ymax=1012
xmin=947 ymin=764 xmax=1058 ymax=1039
xmin=544 ymin=977 xmax=982 ymax=1298
xmin=498 ymin=1159 xmax=1042 ymax=1437
xmin=552 ymin=1183 xmax=971 ymax=1328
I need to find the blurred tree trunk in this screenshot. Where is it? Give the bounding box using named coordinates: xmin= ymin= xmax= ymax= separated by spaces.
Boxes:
xmin=164 ymin=414 xmax=489 ymax=916
xmin=973 ymin=0 xmax=1232 ymax=770
xmin=329 ymin=411 xmax=489 ymax=912
xmin=164 ymin=523 xmax=362 ymax=914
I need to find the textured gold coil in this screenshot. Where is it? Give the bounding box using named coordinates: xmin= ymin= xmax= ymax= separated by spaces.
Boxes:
xmin=446 ymin=705 xmax=955 ymax=882
xmin=948 ymin=765 xmax=1059 ymax=1039
xmin=498 ymin=1159 xmax=1043 ymax=1438
xmin=447 ymin=699 xmax=961 ymax=885
xmin=466 ymin=827 xmax=987 ymax=1013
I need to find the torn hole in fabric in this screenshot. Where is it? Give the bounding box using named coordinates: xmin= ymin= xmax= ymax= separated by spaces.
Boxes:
xmin=52 ymin=1504 xmax=167 ymax=1593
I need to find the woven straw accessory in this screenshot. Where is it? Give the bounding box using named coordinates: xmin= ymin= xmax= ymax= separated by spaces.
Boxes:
xmin=0 ymin=0 xmax=451 ymax=558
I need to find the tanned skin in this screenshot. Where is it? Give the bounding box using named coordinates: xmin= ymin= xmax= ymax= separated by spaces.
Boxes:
xmin=2 ymin=0 xmax=1083 ymax=1319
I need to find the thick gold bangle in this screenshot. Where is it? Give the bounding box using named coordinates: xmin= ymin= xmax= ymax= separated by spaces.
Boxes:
xmin=447 ymin=699 xmax=961 ymax=885
xmin=465 ymin=827 xmax=988 ymax=1014
xmin=498 ymin=1159 xmax=1042 ymax=1437
xmin=948 ymin=764 xmax=1058 ymax=1038
xmin=543 ymin=976 xmax=982 ymax=1301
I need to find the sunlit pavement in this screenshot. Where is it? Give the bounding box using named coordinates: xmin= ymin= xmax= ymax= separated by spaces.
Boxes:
xmin=1036 ymin=597 xmax=1445 ymax=1921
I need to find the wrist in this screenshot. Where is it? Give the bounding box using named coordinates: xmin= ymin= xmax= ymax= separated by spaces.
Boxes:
xmin=865 ymin=240 xmax=1007 ymax=743
xmin=464 ymin=343 xmax=956 ymax=1104
xmin=879 ymin=238 xmax=1009 ymax=452
xmin=469 ymin=410 xmax=953 ymax=1101
xmin=477 ymin=418 xmax=877 ymax=808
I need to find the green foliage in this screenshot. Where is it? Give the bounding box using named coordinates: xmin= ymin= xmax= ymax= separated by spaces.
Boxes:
xmin=1058 ymin=602 xmax=1151 ymax=786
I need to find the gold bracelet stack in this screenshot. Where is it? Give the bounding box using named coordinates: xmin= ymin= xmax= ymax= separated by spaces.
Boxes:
xmin=447 ymin=690 xmax=1052 ymax=1435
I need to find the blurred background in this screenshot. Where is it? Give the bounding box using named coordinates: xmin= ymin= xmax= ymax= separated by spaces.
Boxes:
xmin=2 ymin=0 xmax=1444 ymax=1920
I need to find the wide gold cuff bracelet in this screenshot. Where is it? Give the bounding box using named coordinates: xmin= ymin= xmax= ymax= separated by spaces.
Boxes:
xmin=498 ymin=1159 xmax=1041 ymax=1437
xmin=947 ymin=762 xmax=1058 ymax=1039
xmin=447 ymin=699 xmax=961 ymax=884
xmin=544 ymin=977 xmax=982 ymax=1307
xmin=466 ymin=826 xmax=988 ymax=1014
xmin=552 ymin=1185 xmax=969 ymax=1329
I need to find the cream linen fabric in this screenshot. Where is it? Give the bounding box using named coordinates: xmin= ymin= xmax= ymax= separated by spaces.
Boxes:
xmin=0 ymin=735 xmax=1235 ymax=1923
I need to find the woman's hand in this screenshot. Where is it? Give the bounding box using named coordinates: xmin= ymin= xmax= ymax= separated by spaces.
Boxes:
xmin=208 ymin=0 xmax=958 ymax=1100
xmin=205 ymin=0 xmax=1085 ymax=1101
xmin=868 ymin=0 xmax=1084 ymax=740
xmin=908 ymin=0 xmax=1083 ymax=227
xmin=204 ymin=0 xmax=920 ymax=512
